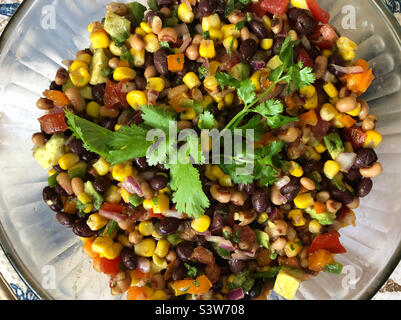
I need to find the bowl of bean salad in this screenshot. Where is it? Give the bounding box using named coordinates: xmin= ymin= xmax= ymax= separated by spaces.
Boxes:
xmin=0 ymin=0 xmax=401 ymax=300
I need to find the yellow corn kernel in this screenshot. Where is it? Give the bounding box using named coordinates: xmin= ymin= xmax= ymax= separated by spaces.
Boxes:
xmin=48 ymin=168 xmax=57 ymax=176
xmin=93 ymin=158 xmax=110 ymax=176
xmin=288 ymin=209 xmax=306 ymax=227
xmin=221 ymin=24 xmax=240 ymax=39
xmin=191 ymin=215 xmax=211 ymax=233
xmin=144 ymin=33 xmax=160 ymax=53
xmin=324 ymin=160 xmax=341 ymax=179
xmin=77 ymin=52 xmax=92 ymax=63
xmin=180 ymin=108 xmax=197 ymax=120
xmin=205 ymin=164 xmax=217 ymax=181
xmin=140 ymin=22 xmax=152 ymax=34
xmin=84 ymin=203 xmax=94 ymax=214
xmin=217 ymin=101 xmax=225 ymax=111
xmin=346 ymin=103 xmax=361 ymax=117
xmin=178 ymin=3 xmax=194 ymax=23
xmin=131 ymin=48 xmax=145 ymax=67
xmin=227 ymin=274 xmax=236 ymax=284
xmin=88 ymin=22 xmax=101 ymax=34
xmin=250 ymin=71 xmax=262 ymax=92
xmin=135 ymin=238 xmax=156 ymax=257
xmin=202 ymin=95 xmax=214 ymax=109
xmin=92 ymin=237 xmax=114 ymax=255
xmin=257 ymin=212 xmax=269 ymax=224
xmin=323 ymin=82 xmax=339 ymax=99
xmin=139 ymin=221 xmax=154 ymax=236
xmin=90 ymin=31 xmax=110 ymax=49
xmin=70 ymin=67 xmax=90 ymax=87
xmin=209 ymin=61 xmax=221 ymax=75
xmin=109 ymin=41 xmax=122 ymax=56
xmin=86 ymin=101 xmax=101 ymax=118
xmin=118 ymin=235 xmax=131 ymax=247
xmin=262 ymin=15 xmax=272 ymax=32
xmin=285 ymin=241 xmax=303 ymax=258
xmin=363 ymin=130 xmax=382 ymax=149
xmin=103 ymin=242 xmax=123 ymax=260
xmin=113 ymin=67 xmax=136 ymax=82
xmin=152 ymin=194 xmax=170 ymax=214
xmin=203 ymin=75 xmax=219 ymax=92
xmin=143 ymin=199 xmax=154 ymax=210
xmin=260 ymin=38 xmax=274 ymax=51
xmin=127 ymin=90 xmax=148 ymax=109
xmin=146 ymin=77 xmax=166 ymax=92
xmin=211 ymin=165 xmax=225 ymax=179
xmin=305 ymin=145 xmax=321 ymax=161
xmin=151 ymin=289 xmax=168 ymax=300
xmin=154 ymin=239 xmax=170 ymax=258
xmin=224 ymin=92 xmax=234 ymax=108
xmin=152 ymin=255 xmax=168 ymax=270
xmin=322 ymin=49 xmax=333 ymax=57
xmin=202 ymin=13 xmax=221 ymax=32
xmin=288 ymin=30 xmax=298 ymax=42
xmin=291 ymin=0 xmax=308 ymax=9
xmin=199 ymin=39 xmax=216 ymax=59
xmin=304 ymin=93 xmax=318 ymax=110
xmin=266 ymin=55 xmax=283 ymax=70
xmin=219 ymin=174 xmax=234 ymax=187
xmin=87 ymin=213 xmax=108 ymax=231
xmin=300 ymin=85 xmax=316 ymax=99
xmin=59 ymin=153 xmax=80 ymax=170
xmin=315 ymin=143 xmax=327 ymax=154
xmin=332 ymin=113 xmax=345 ymax=129
xmin=69 ymin=60 xmax=88 ymax=73
xmin=112 ymin=163 xmax=136 ymax=182
xmin=159 ymin=187 xmax=171 ymax=196
xmin=142 ymin=286 xmax=155 ymax=298
xmin=135 ymin=26 xmax=148 ymax=37
xmin=337 ymin=37 xmax=357 ymax=61
xmin=120 ymin=188 xmax=131 ymax=203
xmin=294 ymin=192 xmax=314 ymax=209
xmin=288 ymin=161 xmax=303 ymax=178
xmin=309 ymin=219 xmax=322 ymax=233
xmin=222 ymin=36 xmax=238 ymax=53
xmin=78 ymin=192 xmax=92 ymax=205
xmin=183 ymin=72 xmax=201 ymax=90
xmin=209 ymin=29 xmax=224 ymax=43
xmin=320 ymin=103 xmax=338 ymax=121
xmin=344 ymin=141 xmax=354 ymax=153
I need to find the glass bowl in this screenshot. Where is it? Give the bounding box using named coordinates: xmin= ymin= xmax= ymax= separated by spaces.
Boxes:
xmin=0 ymin=0 xmax=401 ymax=300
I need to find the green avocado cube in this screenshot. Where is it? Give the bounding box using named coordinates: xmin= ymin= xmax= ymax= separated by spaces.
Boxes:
xmin=273 ymin=266 xmax=302 ymax=300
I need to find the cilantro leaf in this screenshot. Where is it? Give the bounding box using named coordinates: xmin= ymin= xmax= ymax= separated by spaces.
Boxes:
xmin=198 ymin=66 xmax=209 ymax=79
xmin=215 ymin=72 xmax=240 ymax=90
xmin=140 ymin=105 xmax=177 ymax=133
xmin=254 ymin=99 xmax=284 ymax=117
xmin=198 ymin=111 xmax=216 ymax=130
xmin=179 ymin=100 xmax=204 ymax=115
xmin=265 ymin=114 xmax=298 ymax=129
xmin=168 ymin=162 xmax=210 ymax=218
xmin=236 ymin=115 xmax=265 ymax=142
xmin=237 ymin=79 xmax=256 ymax=106
xmin=65 ymin=111 xmax=113 ymax=159
xmin=184 ymin=263 xmax=200 ymax=278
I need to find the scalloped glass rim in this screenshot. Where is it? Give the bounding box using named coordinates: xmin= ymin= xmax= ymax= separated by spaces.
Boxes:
xmin=0 ymin=0 xmax=401 ymax=300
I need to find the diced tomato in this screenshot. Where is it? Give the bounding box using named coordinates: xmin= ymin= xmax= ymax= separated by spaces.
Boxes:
xmin=104 ymin=80 xmax=128 ymax=109
xmin=319 ymin=24 xmax=339 ymax=43
xmin=100 ymin=202 xmax=125 ymax=214
xmin=38 ymin=113 xmax=68 ymax=134
xmin=309 ymin=116 xmax=331 ymax=141
xmin=99 ymin=256 xmax=122 ymax=275
xmin=344 ymin=126 xmax=367 ymax=150
xmin=148 ymin=208 xmax=163 ymax=219
xmin=297 ymin=49 xmax=314 ymax=68
xmin=306 ymin=0 xmax=330 ymax=24
xmin=247 ymin=1 xmax=265 ymax=18
xmin=308 ymin=231 xmax=347 ymax=255
xmin=219 ymin=53 xmax=241 ymax=72
xmin=260 ymin=0 xmax=289 ymax=16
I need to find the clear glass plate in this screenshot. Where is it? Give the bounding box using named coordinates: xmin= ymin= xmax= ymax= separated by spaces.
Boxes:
xmin=0 ymin=0 xmax=400 ymax=300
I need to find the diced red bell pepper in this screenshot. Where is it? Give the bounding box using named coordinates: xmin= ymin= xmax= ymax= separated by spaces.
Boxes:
xmin=297 ymin=49 xmax=314 ymax=68
xmin=148 ymin=208 xmax=163 ymax=219
xmin=344 ymin=126 xmax=367 ymax=150
xmin=247 ymin=1 xmax=265 ymax=18
xmin=100 ymin=202 xmax=125 ymax=214
xmin=260 ymin=0 xmax=290 ymax=16
xmin=38 ymin=113 xmax=68 ymax=134
xmin=308 ymin=231 xmax=347 ymax=255
xmin=98 ymin=256 xmax=122 ymax=275
xmin=104 ymin=80 xmax=128 ymax=109
xmin=306 ymin=0 xmax=330 ymax=24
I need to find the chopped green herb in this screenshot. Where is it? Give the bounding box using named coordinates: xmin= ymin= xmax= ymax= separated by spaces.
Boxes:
xmin=324 ymin=263 xmax=344 ymax=274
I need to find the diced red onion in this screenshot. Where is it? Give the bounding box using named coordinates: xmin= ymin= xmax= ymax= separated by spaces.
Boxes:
xmin=122 ymin=176 xmax=143 ymax=197
xmin=162 ymin=210 xmax=187 ymax=219
xmin=323 ymin=70 xmax=336 ymax=83
xmin=336 ymin=152 xmax=357 ymax=171
xmin=231 ymin=250 xmax=253 ymax=260
xmin=137 ymin=257 xmax=151 ymax=274
xmin=98 ymin=209 xmax=127 ymax=223
xmin=250 ymin=60 xmax=266 ymax=70
xmin=175 ymin=23 xmax=190 ymax=38
xmin=178 ymin=37 xmax=192 ymax=54
xmin=331 ymin=64 xmax=364 ymax=74
xmin=147 ymin=90 xmax=159 ymax=106
xmin=227 ymin=288 xmax=245 ymax=300
xmin=206 ymin=236 xmax=235 ymax=252
xmin=196 ymin=230 xmax=212 ymax=237
xmin=268 ymin=207 xmax=280 ymax=220
xmin=275 ymin=176 xmax=291 ymax=189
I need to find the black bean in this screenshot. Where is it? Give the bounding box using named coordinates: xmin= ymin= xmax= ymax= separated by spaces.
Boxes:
xmin=93 ymin=176 xmax=111 ymax=193
xmin=68 ymin=137 xmax=86 ymax=156
xmin=228 ymin=259 xmax=246 ymax=274
xmin=53 ymin=165 xmax=63 ymax=173
xmin=273 ymin=37 xmax=285 ymax=55
xmin=156 ymin=0 xmax=173 ymax=6
xmin=56 ymin=212 xmax=76 ymax=228
xmin=134 ymin=157 xmax=149 ymax=170
xmin=121 ymin=247 xmax=137 ymax=270
xmin=284 ymin=188 xmax=300 ymax=202
xmin=150 ymin=175 xmax=168 ymax=191
xmin=100 ymin=119 xmax=117 ymax=131
xmin=303 ymin=160 xmax=318 ymax=175
xmin=354 ymin=149 xmax=378 ymax=169
xmin=135 ymin=76 xmax=147 ymax=91
xmin=49 ymin=81 xmax=62 ymax=91
xmin=248 ymin=279 xmax=264 ymax=299
xmin=153 ymin=48 xmax=169 ymax=76
xmin=176 ymin=242 xmax=194 ymax=261
xmin=280 ymin=177 xmax=300 ymax=195
xmin=356 ymin=178 xmax=373 ymax=198
xmin=92 ymin=84 xmax=106 ymax=105
xmin=239 ymin=39 xmax=258 ymax=62
xmin=345 ymin=167 xmax=362 ymax=185
xmin=238 ymin=183 xmax=256 ymax=194
xmin=54 ymin=184 xmax=68 ymax=197
xmin=252 ymin=189 xmax=268 ymax=213
xmin=295 ymin=12 xmax=317 ymax=35
xmin=250 ymin=20 xmax=268 ymax=39
xmin=214 ymin=0 xmax=225 ymax=16
xmin=287 ymin=8 xmax=306 ymax=24
xmin=171 ymin=264 xmax=186 ymax=281
xmin=330 ymin=188 xmax=354 ymax=205
xmin=43 ymin=187 xmax=63 ymax=212
xmin=158 ymin=218 xmax=180 ymax=235
xmin=211 ymin=212 xmax=224 ymax=233
xmin=72 ymin=219 xmax=97 ymax=238
xmin=198 ymin=0 xmax=214 ymax=18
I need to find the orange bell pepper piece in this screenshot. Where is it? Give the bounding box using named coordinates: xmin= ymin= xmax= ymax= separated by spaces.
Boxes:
xmin=127 ymin=286 xmax=148 ymax=300
xmin=346 ymin=59 xmax=374 ymax=96
xmin=308 ymin=249 xmax=335 ymax=272
xmin=43 ymin=90 xmax=70 ymax=107
xmin=170 ymin=275 xmax=212 ymax=296
xmin=299 ymin=109 xmax=318 ymax=126
xmin=169 ymin=91 xmax=191 ymax=112
xmin=82 ymin=239 xmax=99 ymax=259
xmin=314 ymin=201 xmax=327 ymax=214
xmin=338 ymin=114 xmax=357 ymax=128
xmin=167 ymin=53 xmax=185 ymax=72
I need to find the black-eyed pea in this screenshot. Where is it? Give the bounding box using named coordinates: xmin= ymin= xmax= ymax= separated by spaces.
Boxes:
xmin=32 ymin=132 xmax=46 ymax=146
xmin=362 ymin=114 xmax=377 ymax=132
xmin=108 ymin=57 xmax=120 ymax=70
xmin=316 ymin=191 xmax=330 ymax=203
xmin=346 ymin=197 xmax=360 ymax=209
xmin=110 ymin=271 xmax=131 ymax=296
xmin=210 ymin=185 xmax=232 ymax=203
xmin=230 ymin=191 xmax=249 ymax=206
xmin=278 ymin=127 xmax=301 ymax=143
xmin=56 ymin=172 xmax=73 ymax=195
xmin=165 ymin=250 xmax=177 ymax=262
xmin=270 ymin=237 xmax=287 ymax=251
xmin=55 ymin=68 xmax=69 ymax=86
xmin=335 ymin=96 xmax=357 ymax=113
xmin=358 ymin=99 xmax=369 ymax=120
xmin=326 ymin=199 xmax=342 ymax=214
xmin=360 ymin=162 xmax=383 ymax=178
xmin=270 ymin=185 xmax=285 ymax=206
xmin=300 ymin=177 xmax=315 ymax=191
xmin=128 ymin=230 xmax=143 ymax=245
xmin=36 ymin=97 xmax=54 ymax=110
xmin=65 ymin=88 xmax=86 ymax=113
xmin=240 ymin=27 xmax=251 ymax=41
xmin=71 ymin=177 xmax=84 ymax=196
xmin=141 ymin=181 xmax=155 ymax=200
